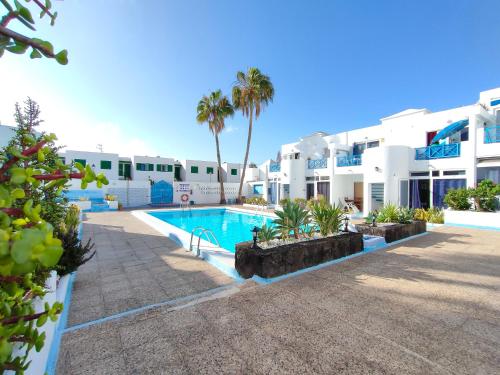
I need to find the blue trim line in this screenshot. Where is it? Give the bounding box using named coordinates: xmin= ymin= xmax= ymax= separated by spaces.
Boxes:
xmin=45 ymin=272 xmax=76 ymax=375
xmin=64 ymin=284 xmax=237 ymax=333
xmin=252 ymin=232 xmax=429 ymax=284
xmin=444 ymin=223 xmax=500 ymax=231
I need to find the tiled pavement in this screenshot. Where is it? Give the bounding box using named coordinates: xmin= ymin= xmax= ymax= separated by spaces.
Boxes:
xmin=66 ymin=211 xmax=234 ymax=327
xmin=57 ymin=214 xmax=500 ymax=374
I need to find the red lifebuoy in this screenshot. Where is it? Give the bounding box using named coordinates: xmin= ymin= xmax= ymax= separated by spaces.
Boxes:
xmin=181 ymin=194 xmax=189 ymax=202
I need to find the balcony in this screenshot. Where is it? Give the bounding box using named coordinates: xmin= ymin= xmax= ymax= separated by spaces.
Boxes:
xmin=337 ymin=155 xmax=362 ymax=167
xmin=415 ymin=143 xmax=460 ymax=160
xmin=269 ymin=163 xmax=281 ymax=172
xmin=484 ymin=126 xmax=500 ymax=144
xmin=307 ymin=158 xmax=327 ymax=169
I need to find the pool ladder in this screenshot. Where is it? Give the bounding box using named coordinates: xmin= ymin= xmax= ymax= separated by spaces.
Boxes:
xmin=189 ymin=226 xmax=221 ymax=257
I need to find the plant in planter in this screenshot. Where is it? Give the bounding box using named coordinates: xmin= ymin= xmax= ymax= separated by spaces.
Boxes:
xmin=414 ymin=207 xmax=444 ymax=223
xmin=0 ymin=121 xmax=107 ymax=371
xmin=376 ymin=203 xmax=399 ymax=223
xmin=469 ymin=179 xmax=499 ymax=212
xmin=274 ymin=200 xmax=310 ymax=239
xmin=309 ymin=200 xmax=344 ymax=236
xmin=397 ymin=207 xmax=415 ymax=224
xmin=444 ymin=188 xmax=471 ymax=210
xmin=279 ymin=198 xmax=290 ymax=207
xmin=257 ymin=224 xmax=278 ymax=244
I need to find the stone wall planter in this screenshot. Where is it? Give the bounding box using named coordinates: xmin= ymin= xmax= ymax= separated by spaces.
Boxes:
xmin=444 ymin=209 xmax=500 ymax=229
xmin=355 ymin=221 xmax=426 ymax=243
xmin=235 ymin=232 xmax=363 ymax=279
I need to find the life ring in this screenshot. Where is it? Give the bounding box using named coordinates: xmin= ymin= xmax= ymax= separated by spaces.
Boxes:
xmin=181 ymin=194 xmax=189 ymax=202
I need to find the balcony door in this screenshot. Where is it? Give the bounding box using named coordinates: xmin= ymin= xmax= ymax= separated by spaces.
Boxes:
xmin=426 ymin=131 xmax=437 ymax=146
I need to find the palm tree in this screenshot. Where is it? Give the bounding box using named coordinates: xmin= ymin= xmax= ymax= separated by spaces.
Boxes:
xmin=196 ymin=90 xmax=234 ymax=204
xmin=232 ymin=67 xmax=274 ymax=203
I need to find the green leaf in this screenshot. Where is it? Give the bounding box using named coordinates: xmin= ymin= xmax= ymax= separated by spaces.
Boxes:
xmin=11 ymin=238 xmax=32 ymax=264
xmin=17 ymin=4 xmax=34 ymax=24
xmin=30 ymin=48 xmax=42 ymax=59
xmin=31 ymin=38 xmax=54 ymax=56
xmin=6 ymin=41 xmax=29 ymax=54
xmin=55 ymin=49 xmax=68 ymax=65
xmin=11 ymin=188 xmax=25 ymax=200
xmin=0 ymin=339 xmax=13 ymax=364
xmin=36 ymin=313 xmax=47 ymax=327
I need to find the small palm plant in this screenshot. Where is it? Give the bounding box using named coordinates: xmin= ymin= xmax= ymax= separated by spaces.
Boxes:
xmin=376 ymin=203 xmax=399 ymax=223
xmin=310 ymin=200 xmax=344 ymax=236
xmin=274 ymin=201 xmax=310 ymax=239
xmin=258 ymin=224 xmax=278 ymax=244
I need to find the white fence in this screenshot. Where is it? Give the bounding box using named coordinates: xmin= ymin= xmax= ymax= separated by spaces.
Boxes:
xmin=173 ymin=182 xmax=240 ymax=204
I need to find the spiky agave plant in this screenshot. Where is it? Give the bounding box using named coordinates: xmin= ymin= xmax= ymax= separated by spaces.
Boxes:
xmin=310 ymin=201 xmax=344 ymax=236
xmin=273 ymin=201 xmax=310 ymax=239
xmin=257 ymin=224 xmax=278 ymax=244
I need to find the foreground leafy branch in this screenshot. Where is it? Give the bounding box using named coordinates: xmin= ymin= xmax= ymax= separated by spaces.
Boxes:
xmin=0 ymin=0 xmax=67 ymax=64
xmin=0 ymin=125 xmax=108 ymax=372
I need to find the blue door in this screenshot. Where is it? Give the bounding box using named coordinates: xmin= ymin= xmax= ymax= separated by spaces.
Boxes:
xmin=151 ymin=180 xmax=173 ymax=205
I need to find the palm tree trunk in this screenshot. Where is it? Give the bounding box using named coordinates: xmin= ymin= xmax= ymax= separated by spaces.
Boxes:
xmin=237 ymin=109 xmax=253 ymax=203
xmin=215 ymin=133 xmax=226 ymax=204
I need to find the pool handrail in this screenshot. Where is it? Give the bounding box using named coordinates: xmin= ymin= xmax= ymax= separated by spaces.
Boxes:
xmin=189 ymin=226 xmax=221 ymax=256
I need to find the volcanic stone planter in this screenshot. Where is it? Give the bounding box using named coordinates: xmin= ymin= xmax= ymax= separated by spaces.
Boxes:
xmin=355 ymin=221 xmax=426 ymax=243
xmin=235 ymin=232 xmax=363 ymax=279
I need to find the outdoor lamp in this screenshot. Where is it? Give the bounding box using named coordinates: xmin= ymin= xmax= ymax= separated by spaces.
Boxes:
xmin=343 ymin=216 xmax=349 ymax=232
xmin=251 ymin=226 xmax=261 ymax=248
xmin=371 ymin=215 xmax=377 ymax=227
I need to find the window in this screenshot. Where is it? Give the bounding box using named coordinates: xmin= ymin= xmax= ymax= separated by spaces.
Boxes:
xmin=320 ymin=176 xmax=330 ymax=181
xmin=119 ymin=161 xmax=131 ymax=178
xmin=294 ymin=153 xmax=300 ymax=159
xmin=156 ymin=164 xmax=168 ymax=172
xmin=74 ymin=158 xmax=86 ymax=167
xmin=100 ymin=160 xmax=112 ymax=170
xmin=231 ymin=168 xmax=238 ymax=176
xmin=353 ymin=142 xmax=366 ymax=155
xmin=191 ymin=166 xmax=198 ymax=174
xmin=206 ymin=167 xmax=214 ymax=174
xmin=136 ymin=163 xmax=154 ymax=171
xmin=410 ymin=171 xmax=429 ymax=177
xmin=432 ymin=170 xmax=440 ymax=177
xmin=253 ymin=184 xmax=263 ymax=195
xmin=443 ymin=170 xmax=465 ymax=176
xmin=167 ymin=164 xmax=173 ymax=172
xmin=367 ymin=140 xmax=379 ymax=148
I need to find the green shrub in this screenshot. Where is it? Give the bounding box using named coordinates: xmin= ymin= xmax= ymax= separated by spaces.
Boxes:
xmin=469 ymin=179 xmax=499 ymax=212
xmin=257 ymin=224 xmax=278 ymax=244
xmin=444 ymin=188 xmax=471 ymax=210
xmin=428 ymin=207 xmax=444 ymax=223
xmin=56 ymin=230 xmax=96 ymax=276
xmin=245 ymin=197 xmax=267 ymax=205
xmin=274 ymin=201 xmax=311 ymax=239
xmin=293 ymin=198 xmax=307 ymax=209
xmin=376 ymin=203 xmax=399 ymax=223
xmin=279 ymin=198 xmax=290 ymax=207
xmin=397 ymin=207 xmax=415 ymax=224
xmin=309 ymin=201 xmax=344 ymax=236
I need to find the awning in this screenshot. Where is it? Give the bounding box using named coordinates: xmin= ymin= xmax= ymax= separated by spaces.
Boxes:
xmin=431 ymin=119 xmax=469 ymax=144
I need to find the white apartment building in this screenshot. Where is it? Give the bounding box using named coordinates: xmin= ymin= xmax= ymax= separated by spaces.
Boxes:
xmin=245 ymin=87 xmax=500 ymax=215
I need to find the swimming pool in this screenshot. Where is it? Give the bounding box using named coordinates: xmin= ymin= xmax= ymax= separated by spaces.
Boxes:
xmin=147 ymin=208 xmax=275 ymax=253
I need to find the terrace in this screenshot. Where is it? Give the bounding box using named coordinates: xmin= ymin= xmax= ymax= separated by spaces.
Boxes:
xmin=484 ymin=125 xmax=500 ymax=143
xmin=55 ymin=210 xmax=500 ymax=374
xmin=337 ymin=154 xmax=362 ymax=167
xmin=415 ymin=143 xmax=461 ymax=160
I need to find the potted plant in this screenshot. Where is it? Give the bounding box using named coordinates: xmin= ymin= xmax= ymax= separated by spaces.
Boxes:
xmin=104 ymin=194 xmax=119 ymax=210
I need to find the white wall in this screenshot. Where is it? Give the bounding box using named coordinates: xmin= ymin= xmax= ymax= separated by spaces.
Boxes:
xmin=222 ymin=162 xmax=242 ymax=183
xmin=181 ymin=160 xmax=219 ymax=183
xmin=173 ymin=182 xmax=240 ymax=204
xmin=132 ymin=155 xmax=175 ymax=182
xmin=60 ymin=150 xmax=120 ymax=180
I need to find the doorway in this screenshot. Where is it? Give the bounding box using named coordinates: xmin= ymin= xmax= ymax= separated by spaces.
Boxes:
xmin=306 ymin=183 xmax=314 ymax=200
xmin=317 ymin=182 xmax=330 ymax=202
xmin=410 ymin=179 xmax=430 ymax=209
xmin=354 ymin=182 xmax=363 ymax=211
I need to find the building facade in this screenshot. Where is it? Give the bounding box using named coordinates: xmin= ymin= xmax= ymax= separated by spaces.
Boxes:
xmin=246 ymin=87 xmax=500 ymax=215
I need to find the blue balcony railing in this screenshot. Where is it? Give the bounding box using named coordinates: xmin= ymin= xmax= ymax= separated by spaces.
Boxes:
xmin=307 ymin=158 xmax=327 ymax=169
xmin=415 ymin=143 xmax=460 ymax=160
xmin=269 ymin=163 xmax=281 ymax=172
xmin=484 ymin=125 xmax=500 ymax=144
xmin=337 ymin=155 xmax=362 ymax=167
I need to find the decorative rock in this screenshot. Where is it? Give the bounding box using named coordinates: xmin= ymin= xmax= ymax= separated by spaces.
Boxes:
xmin=235 ymin=232 xmax=364 ymax=279
xmin=355 ymin=221 xmax=426 ymax=243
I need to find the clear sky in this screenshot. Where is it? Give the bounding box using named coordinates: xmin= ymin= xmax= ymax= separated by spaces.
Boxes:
xmin=1 ymin=0 xmax=499 ymax=164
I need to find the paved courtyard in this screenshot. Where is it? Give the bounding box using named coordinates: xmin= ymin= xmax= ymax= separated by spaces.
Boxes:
xmin=57 ymin=212 xmax=500 ymax=374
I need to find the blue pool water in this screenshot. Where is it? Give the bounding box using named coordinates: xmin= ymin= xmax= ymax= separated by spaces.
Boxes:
xmin=148 ymin=208 xmax=275 ymax=253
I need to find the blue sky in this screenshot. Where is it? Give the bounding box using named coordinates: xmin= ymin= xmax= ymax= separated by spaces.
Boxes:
xmin=1 ymin=0 xmax=499 ymax=163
